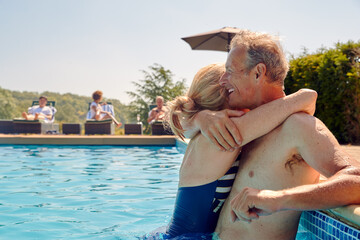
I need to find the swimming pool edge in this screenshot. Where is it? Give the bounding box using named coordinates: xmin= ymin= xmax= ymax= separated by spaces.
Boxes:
xmin=0 ymin=134 xmax=176 ymax=146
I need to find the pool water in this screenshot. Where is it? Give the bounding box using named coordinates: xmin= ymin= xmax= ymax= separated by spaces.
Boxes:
xmin=0 ymin=145 xmax=182 ymax=239
xmin=0 ymin=145 xmax=336 ymax=240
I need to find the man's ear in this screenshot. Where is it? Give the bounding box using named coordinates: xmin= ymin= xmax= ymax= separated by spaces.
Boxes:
xmin=255 ymin=63 xmax=266 ymax=83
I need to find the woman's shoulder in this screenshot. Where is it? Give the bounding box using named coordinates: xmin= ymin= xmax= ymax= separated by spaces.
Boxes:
xmin=191 ymin=132 xmax=241 ymax=162
xmin=190 ymin=133 xmax=220 ymax=155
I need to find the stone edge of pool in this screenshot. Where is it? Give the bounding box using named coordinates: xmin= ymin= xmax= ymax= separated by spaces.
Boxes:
xmin=0 ymin=134 xmax=176 ymax=146
xmin=0 ymin=133 xmax=359 ymax=230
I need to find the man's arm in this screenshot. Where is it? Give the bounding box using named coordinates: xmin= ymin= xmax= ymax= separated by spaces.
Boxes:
xmin=147 ymin=109 xmax=156 ymax=123
xmin=230 ymin=113 xmax=360 ymax=222
xmin=280 ymin=114 xmax=360 ymax=209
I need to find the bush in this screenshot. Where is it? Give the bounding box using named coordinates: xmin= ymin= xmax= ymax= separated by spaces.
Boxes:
xmin=285 ymin=41 xmax=360 ymax=144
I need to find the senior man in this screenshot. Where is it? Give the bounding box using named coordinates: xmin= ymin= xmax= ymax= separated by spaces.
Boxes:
xmin=186 ymin=30 xmax=360 ymax=240
xmin=147 ymin=96 xmax=168 ymax=124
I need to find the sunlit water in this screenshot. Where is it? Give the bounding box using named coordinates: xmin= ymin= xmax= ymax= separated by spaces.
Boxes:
xmin=0 ymin=145 xmax=311 ymax=240
xmin=0 ymin=145 xmax=183 ymax=239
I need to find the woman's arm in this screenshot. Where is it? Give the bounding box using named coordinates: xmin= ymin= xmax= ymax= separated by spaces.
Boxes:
xmin=233 ymin=89 xmax=317 ymax=146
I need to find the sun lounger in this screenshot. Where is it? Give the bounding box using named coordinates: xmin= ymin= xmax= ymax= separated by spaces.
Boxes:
xmin=85 ymin=119 xmax=114 ymax=135
xmin=0 ymin=120 xmax=14 ymax=134
xmin=151 ymin=121 xmax=173 ymax=135
xmin=85 ymin=102 xmax=116 ymax=135
xmin=13 ymin=119 xmax=59 ymax=134
xmin=13 ymin=100 xmax=59 ymax=134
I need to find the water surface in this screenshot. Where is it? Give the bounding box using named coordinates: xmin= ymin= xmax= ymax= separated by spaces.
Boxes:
xmin=0 ymin=145 xmax=182 ymax=239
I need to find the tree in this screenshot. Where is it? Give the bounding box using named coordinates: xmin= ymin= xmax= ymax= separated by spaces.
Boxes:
xmin=127 ymin=63 xmax=187 ymax=133
xmin=0 ymin=87 xmax=17 ymax=119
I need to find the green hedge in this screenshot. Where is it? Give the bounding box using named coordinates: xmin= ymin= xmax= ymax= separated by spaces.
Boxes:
xmin=284 ymin=41 xmax=360 ymax=144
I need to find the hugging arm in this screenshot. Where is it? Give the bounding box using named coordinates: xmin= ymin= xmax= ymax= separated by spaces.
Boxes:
xmin=181 ymin=109 xmax=245 ymax=140
xmin=190 ymin=89 xmax=317 ymax=150
xmin=232 ymin=89 xmax=317 ymax=146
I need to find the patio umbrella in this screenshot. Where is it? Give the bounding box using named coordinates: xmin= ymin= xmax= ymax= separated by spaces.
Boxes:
xmin=181 ymin=27 xmax=241 ymax=52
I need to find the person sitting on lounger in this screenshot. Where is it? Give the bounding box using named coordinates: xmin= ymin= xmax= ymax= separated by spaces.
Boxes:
xmin=87 ymin=90 xmax=122 ymax=127
xmin=22 ymin=96 xmax=55 ymax=123
xmin=147 ymin=96 xmax=168 ymax=124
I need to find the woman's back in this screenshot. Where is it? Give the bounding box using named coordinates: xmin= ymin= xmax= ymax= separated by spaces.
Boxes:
xmin=179 ymin=134 xmax=241 ymax=187
xmin=167 ymin=134 xmax=241 ymax=236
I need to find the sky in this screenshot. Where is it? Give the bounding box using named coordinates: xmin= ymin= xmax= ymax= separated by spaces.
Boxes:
xmin=0 ymin=0 xmax=359 ymax=104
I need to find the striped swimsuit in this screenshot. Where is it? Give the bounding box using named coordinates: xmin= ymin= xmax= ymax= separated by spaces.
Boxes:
xmin=166 ymin=156 xmax=240 ymax=237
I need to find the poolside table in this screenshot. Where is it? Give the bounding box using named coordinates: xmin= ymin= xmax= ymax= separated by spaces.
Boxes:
xmin=84 ymin=120 xmax=115 ymax=135
xmin=62 ymin=123 xmax=81 ymax=135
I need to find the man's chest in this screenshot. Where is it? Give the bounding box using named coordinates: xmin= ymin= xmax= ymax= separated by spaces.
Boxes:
xmin=233 ymin=128 xmax=310 ymax=190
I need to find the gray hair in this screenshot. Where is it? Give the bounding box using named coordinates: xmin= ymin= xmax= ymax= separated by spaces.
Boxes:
xmin=156 ymin=96 xmax=164 ymax=101
xmin=230 ymin=30 xmax=289 ymax=86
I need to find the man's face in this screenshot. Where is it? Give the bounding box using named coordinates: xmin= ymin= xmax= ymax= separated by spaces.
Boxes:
xmin=220 ymin=47 xmax=258 ymax=109
xmin=39 ymin=98 xmax=47 ymax=107
xmin=156 ymin=98 xmax=163 ymax=108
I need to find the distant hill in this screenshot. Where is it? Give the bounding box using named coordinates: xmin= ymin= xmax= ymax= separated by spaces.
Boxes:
xmin=0 ymin=86 xmax=132 ymax=125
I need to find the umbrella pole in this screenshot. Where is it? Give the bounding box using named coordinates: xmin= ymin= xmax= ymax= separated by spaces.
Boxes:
xmin=227 ymin=33 xmax=231 ymax=52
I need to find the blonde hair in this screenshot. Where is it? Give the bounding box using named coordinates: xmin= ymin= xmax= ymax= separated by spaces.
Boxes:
xmin=167 ymin=63 xmax=226 ymax=140
xmin=230 ymin=29 xmax=289 ymax=86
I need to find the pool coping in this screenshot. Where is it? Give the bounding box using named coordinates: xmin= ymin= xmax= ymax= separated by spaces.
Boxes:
xmin=0 ymin=134 xmax=176 ymax=146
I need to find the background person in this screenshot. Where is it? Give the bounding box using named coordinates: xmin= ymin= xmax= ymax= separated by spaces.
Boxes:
xmin=22 ymin=96 xmax=55 ymax=123
xmin=88 ymin=90 xmax=122 ymax=127
xmin=147 ymin=96 xmax=168 ymax=124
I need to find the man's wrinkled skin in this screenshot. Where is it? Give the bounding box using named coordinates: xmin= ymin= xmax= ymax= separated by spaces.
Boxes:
xmin=192 ymin=38 xmax=360 ymax=240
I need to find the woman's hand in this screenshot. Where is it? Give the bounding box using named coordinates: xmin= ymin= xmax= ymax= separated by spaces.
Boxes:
xmin=293 ymin=89 xmax=317 ymax=116
xmin=194 ymin=109 xmax=245 ymax=151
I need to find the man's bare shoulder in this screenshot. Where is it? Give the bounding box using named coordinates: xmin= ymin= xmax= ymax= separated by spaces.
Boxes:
xmin=283 ymin=113 xmax=329 ymax=134
xmin=284 ymin=112 xmax=317 ymax=126
xmin=281 ymin=112 xmax=338 ymax=147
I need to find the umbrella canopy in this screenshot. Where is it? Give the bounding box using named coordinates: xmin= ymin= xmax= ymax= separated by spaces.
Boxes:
xmin=181 ymin=27 xmax=241 ymax=52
